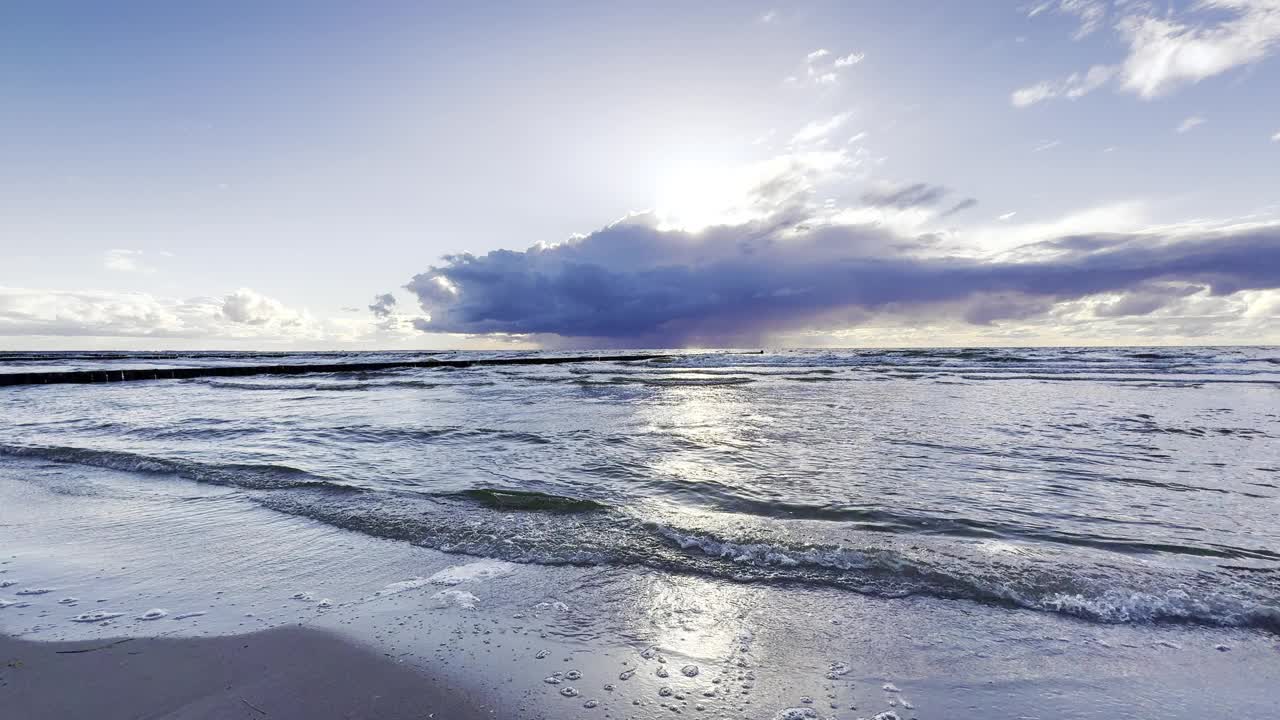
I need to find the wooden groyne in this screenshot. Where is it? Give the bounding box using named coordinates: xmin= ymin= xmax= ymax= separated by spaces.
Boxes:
xmin=0 ymin=353 xmax=673 ymax=387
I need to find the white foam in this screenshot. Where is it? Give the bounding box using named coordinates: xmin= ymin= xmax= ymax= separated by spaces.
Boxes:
xmin=58 ymin=597 xmax=79 ymax=605
xmin=16 ymin=588 xmax=53 ymax=596
xmin=137 ymin=608 xmax=168 ymax=621
xmin=71 ymin=611 xmax=124 ymax=623
xmin=772 ymin=709 xmax=819 ymax=720
xmin=431 ymin=589 xmax=479 ymax=609
xmin=0 ymin=598 xmax=16 ymax=609
xmin=375 ymin=578 xmax=432 ymax=596
xmin=426 ymin=559 xmax=517 ymax=586
xmin=172 ymin=611 xmax=206 ymax=620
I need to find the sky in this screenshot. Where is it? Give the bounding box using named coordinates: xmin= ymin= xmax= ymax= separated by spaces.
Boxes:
xmin=2 ymin=0 xmax=1279 ymax=349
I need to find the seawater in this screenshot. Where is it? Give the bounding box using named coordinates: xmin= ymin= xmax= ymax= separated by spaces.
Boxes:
xmin=2 ymin=347 xmax=1278 ymax=631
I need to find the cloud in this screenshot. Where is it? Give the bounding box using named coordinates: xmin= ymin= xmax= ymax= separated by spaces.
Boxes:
xmin=1016 ymin=1 xmax=1280 ymax=104
xmin=0 ymin=287 xmax=324 ymax=341
xmin=860 ymin=182 xmax=950 ymax=210
xmin=1033 ymin=139 xmax=1062 ymax=152
xmin=104 ymin=249 xmax=154 ymax=273
xmin=834 ymin=52 xmax=865 ymax=68
xmin=220 ymin=288 xmax=310 ymax=327
xmin=787 ymin=47 xmax=864 ymax=87
xmin=399 ymin=205 xmax=1280 ymax=346
xmin=1026 ymin=0 xmax=1107 ymax=39
xmin=759 ymin=10 xmax=777 ymax=23
xmin=1011 ymin=65 xmax=1116 ymax=107
xmin=1272 ymin=129 xmax=1280 ymax=141
xmin=998 ymin=211 xmax=1018 ymax=221
xmin=368 ymin=293 xmax=397 ymax=318
xmin=790 ymin=113 xmax=852 ymax=145
xmin=940 ymin=198 xmax=979 ymax=218
xmin=1176 ymin=115 xmax=1207 ymax=133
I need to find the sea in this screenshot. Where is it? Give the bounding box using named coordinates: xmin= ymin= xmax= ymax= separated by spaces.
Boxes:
xmin=2 ymin=347 xmax=1279 ymax=718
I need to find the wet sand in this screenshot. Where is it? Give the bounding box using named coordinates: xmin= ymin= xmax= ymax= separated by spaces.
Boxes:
xmin=0 ymin=626 xmax=494 ymax=720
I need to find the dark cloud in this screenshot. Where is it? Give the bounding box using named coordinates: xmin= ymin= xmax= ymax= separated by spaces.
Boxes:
xmin=368 ymin=293 xmax=397 ymax=318
xmin=860 ymin=183 xmax=950 ymax=209
xmin=1092 ymin=283 xmax=1204 ymax=318
xmin=403 ymin=214 xmax=1280 ymax=346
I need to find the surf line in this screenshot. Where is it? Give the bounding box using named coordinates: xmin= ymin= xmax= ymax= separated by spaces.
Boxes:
xmin=0 ymin=353 xmax=682 ymax=387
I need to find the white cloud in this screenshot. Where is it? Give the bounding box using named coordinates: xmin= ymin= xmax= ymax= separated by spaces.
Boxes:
xmin=789 ymin=48 xmax=865 ymax=87
xmin=998 ymin=211 xmax=1018 ymax=221
xmin=1027 ymin=1 xmax=1107 ymax=39
xmin=1016 ymin=1 xmax=1280 ymax=104
xmin=1012 ymin=82 xmax=1056 ymax=108
xmin=790 ymin=112 xmax=852 ymax=145
xmin=1176 ymin=115 xmax=1207 ymax=133
xmin=1118 ymin=2 xmax=1280 ymax=99
xmin=1033 ymin=139 xmax=1062 ymax=152
xmin=220 ymin=288 xmax=310 ymax=327
xmin=0 ymin=286 xmax=329 ymax=342
xmin=1272 ymin=129 xmax=1280 ymax=141
xmin=834 ymin=52 xmax=865 ymax=68
xmin=104 ymin=249 xmax=154 ymax=273
xmin=759 ymin=10 xmax=777 ymax=23
xmin=1011 ymin=65 xmax=1116 ymax=106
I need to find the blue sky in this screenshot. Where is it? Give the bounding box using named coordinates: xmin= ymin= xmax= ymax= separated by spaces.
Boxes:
xmin=2 ymin=1 xmax=1279 ymax=348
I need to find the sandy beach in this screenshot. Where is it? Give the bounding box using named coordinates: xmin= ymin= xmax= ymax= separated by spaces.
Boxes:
xmin=1 ymin=627 xmax=493 ymax=720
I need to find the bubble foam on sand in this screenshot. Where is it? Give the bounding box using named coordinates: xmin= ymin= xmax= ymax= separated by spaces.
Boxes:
xmin=171 ymin=611 xmax=206 ymax=620
xmin=0 ymin=598 xmax=16 ymax=609
xmin=71 ymin=611 xmax=124 ymax=623
xmin=16 ymin=588 xmax=53 ymax=596
xmin=58 ymin=597 xmax=79 ymax=605
xmin=376 ymin=578 xmax=432 ymax=596
xmin=773 ymin=709 xmax=819 ymax=720
xmin=431 ymin=589 xmax=479 ymax=609
xmin=137 ymin=608 xmax=168 ymax=620
xmin=426 ymin=559 xmax=518 ymax=586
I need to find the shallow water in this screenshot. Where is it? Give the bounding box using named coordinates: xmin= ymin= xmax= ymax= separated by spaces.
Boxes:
xmin=2 ymin=347 xmax=1278 ymax=633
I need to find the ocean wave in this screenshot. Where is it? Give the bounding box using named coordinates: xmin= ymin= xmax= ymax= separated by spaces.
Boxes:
xmin=235 ymin=484 xmax=1280 ymax=633
xmin=0 ymin=443 xmax=361 ymax=493
xmin=649 ymin=525 xmax=1280 ymax=632
xmin=451 ymin=488 xmax=608 ymax=512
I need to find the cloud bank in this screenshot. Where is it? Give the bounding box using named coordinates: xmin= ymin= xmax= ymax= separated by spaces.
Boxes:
xmin=399 ymin=210 xmax=1280 ymax=347
xmin=0 ymin=287 xmax=321 ymax=341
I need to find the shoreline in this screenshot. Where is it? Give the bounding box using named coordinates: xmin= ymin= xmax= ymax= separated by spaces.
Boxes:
xmin=4 ymin=450 xmax=1280 ymax=719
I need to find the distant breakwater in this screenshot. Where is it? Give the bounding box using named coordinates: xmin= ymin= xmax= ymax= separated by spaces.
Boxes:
xmin=0 ymin=354 xmax=673 ymax=387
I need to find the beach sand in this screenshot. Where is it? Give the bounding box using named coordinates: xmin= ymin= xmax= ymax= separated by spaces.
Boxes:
xmin=0 ymin=626 xmax=493 ymax=720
